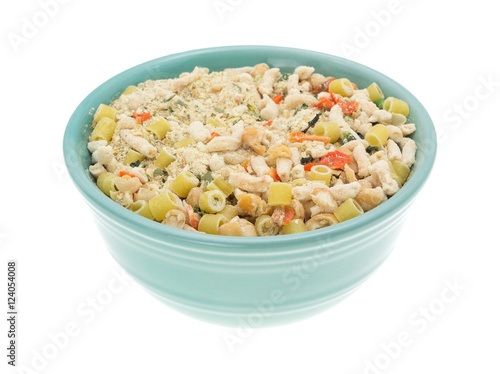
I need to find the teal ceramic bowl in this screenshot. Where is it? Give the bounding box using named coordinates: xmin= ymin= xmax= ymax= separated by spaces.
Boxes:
xmin=63 ymin=46 xmax=436 ymax=327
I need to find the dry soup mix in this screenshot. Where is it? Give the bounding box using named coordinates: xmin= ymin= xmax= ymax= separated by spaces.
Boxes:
xmin=86 ymin=64 xmax=417 ymax=236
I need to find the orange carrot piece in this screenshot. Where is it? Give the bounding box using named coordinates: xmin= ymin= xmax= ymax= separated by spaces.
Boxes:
xmin=263 ymin=120 xmax=273 ymax=127
xmin=267 ymin=167 xmax=280 ymax=182
xmin=119 ymin=171 xmax=137 ymax=178
xmin=272 ymin=94 xmax=283 ymax=104
xmin=210 ymin=132 xmax=221 ymax=141
xmin=313 ymin=97 xmax=334 ymax=110
xmin=132 ymin=111 xmax=151 ymax=124
xmin=289 ymin=132 xmax=330 ymax=145
xmin=337 ymin=101 xmax=359 ymax=115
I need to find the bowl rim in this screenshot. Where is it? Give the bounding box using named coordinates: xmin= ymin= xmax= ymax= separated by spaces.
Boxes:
xmin=63 ymin=45 xmax=437 ymax=250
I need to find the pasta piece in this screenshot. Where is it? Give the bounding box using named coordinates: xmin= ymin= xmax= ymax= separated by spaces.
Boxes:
xmin=386 ymin=125 xmax=404 ymax=143
xmin=88 ymin=140 xmax=107 ymax=153
xmin=309 ymin=165 xmax=333 ymax=185
xmin=401 ymin=138 xmax=417 ymax=168
xmin=365 ymin=124 xmax=389 ymax=147
xmin=146 ymin=118 xmax=171 ymax=139
xmin=283 ymin=93 xmax=318 ymax=109
xmin=255 ymin=215 xmax=280 ymax=236
xmin=155 ymin=148 xmax=176 ymax=169
xmin=237 ymin=193 xmax=267 ymax=216
xmin=96 ymin=172 xmax=119 ymax=196
xmin=170 ymin=171 xmax=199 ymax=198
xmin=386 ymin=139 xmax=402 ymax=162
xmin=186 ymin=187 xmax=203 ymax=207
xmin=198 ymin=214 xmax=228 ymax=235
xmin=258 ymin=68 xmax=280 ymax=96
xmin=366 ymin=82 xmax=384 ymax=101
xmin=218 ymin=217 xmax=257 ymax=237
xmin=207 ymin=118 xmax=224 ymax=127
xmin=355 ymin=187 xmax=387 ymax=212
xmin=268 ymin=182 xmax=293 ymax=206
xmin=134 ymin=184 xmax=159 ymax=202
xmin=187 ymin=121 xmax=211 ymax=143
xmin=90 ymin=117 xmax=117 ymax=142
xmin=89 ymin=163 xmax=106 ymax=178
xmin=206 ymin=178 xmax=234 ymax=197
xmin=206 ymin=135 xmax=241 ymax=152
xmin=334 ymin=198 xmax=364 ymax=222
xmin=229 ymin=173 xmax=273 ymax=193
xmin=392 ymin=160 xmax=411 ymax=186
xmin=305 ymin=214 xmax=339 ymax=231
xmin=161 ymin=209 xmax=187 ymax=229
xmin=391 ymin=113 xmax=407 ymax=126
xmin=242 ymin=127 xmax=265 ymax=155
xmin=129 ymin=200 xmax=155 ymax=220
xmin=93 ymin=104 xmax=116 ymax=125
xmin=250 ymin=156 xmax=271 ymax=177
xmin=174 ymin=137 xmax=196 ymax=149
xmin=311 ymin=187 xmax=337 ymax=212
xmin=283 ymin=219 xmax=307 ymax=235
xmin=294 ymin=66 xmax=315 ymax=80
xmin=198 ymin=190 xmax=226 ymax=214
xmin=383 ymin=97 xmax=410 ymax=117
xmin=328 ymin=78 xmax=354 ymax=97
xmin=399 ymin=123 xmax=417 ymax=136
xmin=276 ymin=157 xmax=293 ymax=183
xmin=92 ymin=146 xmax=114 ymax=165
xmin=115 ymin=175 xmax=142 ymax=193
xmin=290 ymin=199 xmax=305 ymax=220
xmin=369 ymin=160 xmax=399 ymax=196
xmin=124 ymin=150 xmax=145 ymax=166
xmin=313 ymin=122 xmax=341 ymax=143
xmin=121 ymin=85 xmax=138 ymax=96
xmin=331 ymin=182 xmax=361 ymax=202
xmin=267 ymin=145 xmax=292 ymax=163
xmin=148 ymin=190 xmax=182 ymax=221
xmin=120 ymin=130 xmax=157 ymax=158
xmin=219 ymin=205 xmax=239 ymax=221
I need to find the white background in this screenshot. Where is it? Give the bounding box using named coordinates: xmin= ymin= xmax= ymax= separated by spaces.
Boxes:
xmin=1 ymin=0 xmax=499 ymax=373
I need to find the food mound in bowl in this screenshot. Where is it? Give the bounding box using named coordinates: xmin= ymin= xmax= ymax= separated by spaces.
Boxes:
xmin=86 ymin=63 xmax=417 ymax=236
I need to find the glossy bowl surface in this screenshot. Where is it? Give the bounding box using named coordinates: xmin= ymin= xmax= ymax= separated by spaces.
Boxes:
xmin=63 ymin=46 xmax=436 ymax=327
